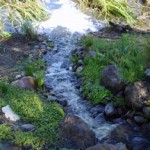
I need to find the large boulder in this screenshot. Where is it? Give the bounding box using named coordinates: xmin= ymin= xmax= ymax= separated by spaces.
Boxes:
xmin=57 ymin=115 xmax=96 ymax=149
xmin=12 ymin=76 xmax=36 ymax=90
xmin=86 ymin=143 xmax=127 ymax=150
xmin=100 ymin=65 xmax=126 ymax=94
xmin=124 ymin=82 xmax=149 ymax=109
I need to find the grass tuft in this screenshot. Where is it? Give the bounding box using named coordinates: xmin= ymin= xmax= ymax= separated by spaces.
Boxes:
xmin=76 ymin=0 xmax=137 ymax=24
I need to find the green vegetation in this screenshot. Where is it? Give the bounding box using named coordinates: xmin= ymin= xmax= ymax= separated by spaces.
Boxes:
xmin=0 ymin=81 xmax=64 ymax=149
xmin=24 ymin=58 xmax=45 ymax=88
xmin=76 ymin=0 xmax=137 ymax=24
xmin=0 ymin=124 xmax=13 ymax=141
xmin=78 ymin=34 xmax=149 ymax=104
xmin=0 ymin=0 xmax=48 ymax=30
xmin=21 ymin=21 xmax=38 ymax=39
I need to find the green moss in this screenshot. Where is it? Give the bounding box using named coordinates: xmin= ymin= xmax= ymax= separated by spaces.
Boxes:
xmin=79 ymin=34 xmax=147 ymax=104
xmin=0 ymin=124 xmax=13 ymax=141
xmin=14 ymin=131 xmax=43 ymax=150
xmin=0 ymin=81 xmax=64 ymax=149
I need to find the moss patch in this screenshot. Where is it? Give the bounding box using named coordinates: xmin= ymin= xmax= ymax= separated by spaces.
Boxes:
xmin=0 ymin=81 xmax=64 ymax=149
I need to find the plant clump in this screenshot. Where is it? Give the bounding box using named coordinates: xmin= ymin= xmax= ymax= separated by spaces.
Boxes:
xmin=76 ymin=0 xmax=137 ymax=24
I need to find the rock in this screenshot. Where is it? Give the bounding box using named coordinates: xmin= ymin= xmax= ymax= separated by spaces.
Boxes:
xmin=2 ymin=105 xmax=20 ymax=122
xmin=104 ymin=103 xmax=116 ymax=117
xmin=76 ymin=66 xmax=83 ymax=73
xmin=131 ymin=137 xmax=150 ymax=150
xmin=124 ymin=82 xmax=149 ymax=109
xmin=143 ymin=107 xmax=150 ymax=119
xmin=134 ymin=116 xmax=145 ymax=124
xmin=145 ymin=68 xmax=150 ymax=77
xmin=102 ymin=123 xmax=133 ymax=143
xmin=86 ymin=143 xmax=128 ymax=150
xmin=48 ymin=95 xmax=57 ymax=101
xmin=90 ymin=105 xmax=104 ymax=118
xmin=21 ymin=124 xmax=35 ymax=131
xmin=12 ymin=76 xmax=36 ymax=90
xmin=100 ymin=65 xmax=126 ymax=94
xmin=15 ymin=74 xmax=22 ymax=79
xmin=57 ymin=115 xmax=96 ymax=149
xmin=95 ymin=113 xmax=106 ymax=124
xmin=34 ymin=45 xmax=39 ymax=49
xmin=88 ymin=51 xmax=96 ymax=58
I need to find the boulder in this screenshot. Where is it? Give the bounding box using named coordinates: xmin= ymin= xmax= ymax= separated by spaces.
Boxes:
xmin=12 ymin=76 xmax=36 ymax=90
xmin=57 ymin=115 xmax=96 ymax=149
xmin=124 ymin=82 xmax=149 ymax=109
xmin=143 ymin=107 xmax=150 ymax=119
xmin=100 ymin=65 xmax=126 ymax=94
xmin=2 ymin=105 xmax=20 ymax=122
xmin=86 ymin=143 xmax=127 ymax=150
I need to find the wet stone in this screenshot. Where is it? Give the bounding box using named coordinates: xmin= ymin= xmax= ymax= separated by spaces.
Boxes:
xmin=21 ymin=124 xmax=35 ymax=131
xmin=76 ymin=66 xmax=83 ymax=73
xmin=131 ymin=137 xmax=150 ymax=150
xmin=90 ymin=105 xmax=104 ymax=118
xmin=104 ymin=102 xmax=116 ymax=117
xmin=48 ymin=95 xmax=57 ymax=101
xmin=95 ymin=113 xmax=106 ymax=124
xmin=134 ymin=116 xmax=145 ymax=124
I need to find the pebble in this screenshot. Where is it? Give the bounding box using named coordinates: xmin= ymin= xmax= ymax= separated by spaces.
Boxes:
xmin=48 ymin=95 xmax=57 ymax=101
xmin=104 ymin=102 xmax=116 ymax=117
xmin=76 ymin=66 xmax=83 ymax=73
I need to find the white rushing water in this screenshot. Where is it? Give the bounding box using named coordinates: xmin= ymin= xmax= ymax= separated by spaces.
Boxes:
xmin=38 ymin=0 xmax=119 ymax=140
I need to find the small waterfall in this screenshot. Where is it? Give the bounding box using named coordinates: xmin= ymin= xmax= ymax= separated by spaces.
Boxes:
xmin=38 ymin=0 xmax=118 ymax=140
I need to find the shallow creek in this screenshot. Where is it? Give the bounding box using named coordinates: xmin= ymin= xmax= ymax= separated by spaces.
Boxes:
xmin=38 ymin=0 xmax=119 ymax=140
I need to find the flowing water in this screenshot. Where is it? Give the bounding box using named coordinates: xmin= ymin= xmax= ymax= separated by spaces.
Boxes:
xmin=37 ymin=0 xmax=119 ymax=140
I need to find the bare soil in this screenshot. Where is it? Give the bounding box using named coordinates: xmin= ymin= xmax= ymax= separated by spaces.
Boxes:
xmin=0 ymin=35 xmax=38 ymax=80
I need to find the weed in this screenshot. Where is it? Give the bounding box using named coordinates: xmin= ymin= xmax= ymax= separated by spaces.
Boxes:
xmin=35 ymin=70 xmax=45 ymax=88
xmin=21 ymin=21 xmax=38 ymax=39
xmin=24 ymin=59 xmax=45 ymax=88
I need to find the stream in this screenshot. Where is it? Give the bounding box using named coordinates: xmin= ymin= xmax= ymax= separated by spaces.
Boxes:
xmin=38 ymin=0 xmax=119 ymax=140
